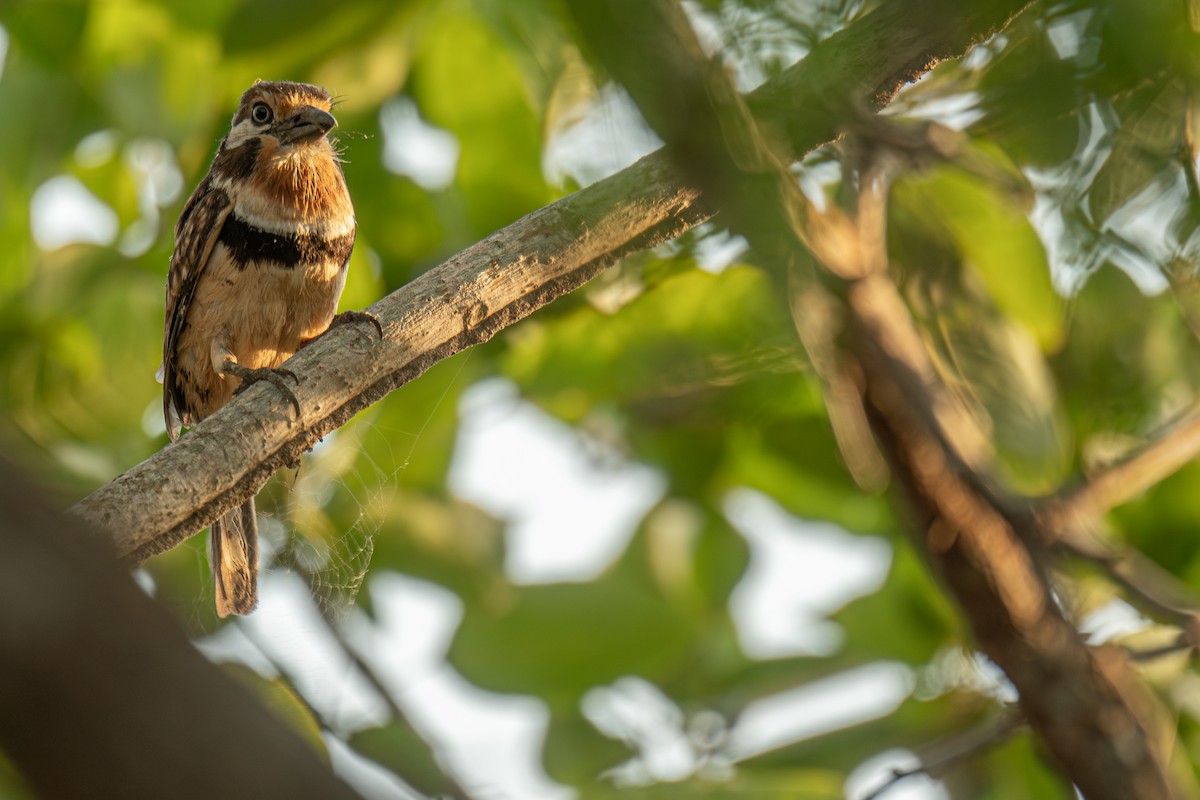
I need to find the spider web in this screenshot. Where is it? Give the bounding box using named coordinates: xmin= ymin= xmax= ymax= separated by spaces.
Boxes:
xmin=270 ymin=356 xmax=469 ymax=621
xmin=282 ymin=446 xmax=387 ymax=621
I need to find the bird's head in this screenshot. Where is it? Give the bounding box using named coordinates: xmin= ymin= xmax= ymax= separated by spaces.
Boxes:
xmin=224 ymin=80 xmax=339 ymax=155
xmin=209 ymin=80 xmax=352 ymax=223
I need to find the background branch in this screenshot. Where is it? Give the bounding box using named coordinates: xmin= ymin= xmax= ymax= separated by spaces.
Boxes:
xmin=1042 ymin=408 xmax=1200 ymax=529
xmin=1040 ymin=410 xmax=1200 ymax=636
xmin=563 ymin=0 xmax=1183 ymax=796
xmin=861 ymin=708 xmax=1024 ymax=800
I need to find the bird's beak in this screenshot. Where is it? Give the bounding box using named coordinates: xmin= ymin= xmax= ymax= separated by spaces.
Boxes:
xmin=277 ymin=106 xmax=337 ymax=145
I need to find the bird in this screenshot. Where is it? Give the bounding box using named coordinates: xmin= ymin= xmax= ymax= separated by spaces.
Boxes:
xmin=160 ymin=80 xmax=373 ymax=617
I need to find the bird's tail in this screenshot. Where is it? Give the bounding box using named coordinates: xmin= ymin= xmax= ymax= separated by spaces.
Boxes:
xmin=211 ymin=499 xmax=259 ymax=617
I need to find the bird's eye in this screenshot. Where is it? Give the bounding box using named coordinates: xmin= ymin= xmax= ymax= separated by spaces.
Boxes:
xmin=251 ymin=103 xmax=273 ymax=125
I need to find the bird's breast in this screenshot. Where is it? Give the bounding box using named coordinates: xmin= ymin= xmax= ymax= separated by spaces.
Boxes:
xmin=218 ymin=214 xmax=355 ymax=273
xmin=212 ymin=146 xmax=355 ymax=239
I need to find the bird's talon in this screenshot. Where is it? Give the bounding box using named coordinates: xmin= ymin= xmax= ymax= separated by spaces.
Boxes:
xmin=228 ymin=365 xmax=302 ymax=418
xmin=331 ymin=309 xmax=383 ymax=340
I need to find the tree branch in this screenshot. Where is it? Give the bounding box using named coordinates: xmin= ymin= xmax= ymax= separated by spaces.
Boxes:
xmin=860 ymin=708 xmax=1025 ymax=800
xmin=73 ymin=0 xmax=1038 ymax=566
xmin=1038 ymin=409 xmax=1200 ymax=638
xmin=563 ymin=0 xmax=1184 ymax=797
xmin=0 ymin=457 xmax=364 ymax=800
xmin=852 ymin=291 xmax=1180 ymax=799
xmin=77 ymin=152 xmax=706 ymax=564
xmin=1042 ymin=407 xmax=1200 ymax=528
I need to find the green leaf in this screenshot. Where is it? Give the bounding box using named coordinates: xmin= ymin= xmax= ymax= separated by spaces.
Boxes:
xmin=2 ymin=1 xmax=89 ymax=67
xmin=448 ymin=579 xmax=694 ymax=704
xmin=1088 ymin=77 xmax=1188 ymax=225
xmin=833 ymin=543 xmax=960 ymax=665
xmin=1052 ymin=265 xmax=1200 ymax=438
xmin=362 ymin=493 xmax=507 ymax=607
xmin=543 ymin=710 xmax=633 ymax=786
xmin=894 ymin=250 xmax=1072 ymax=493
xmin=973 ymin=27 xmax=1083 ymax=168
xmin=604 ymin=499 xmax=749 ymax=614
xmin=893 ymin=166 xmax=1062 ymax=349
xmin=221 ymin=0 xmax=398 ymax=59
xmin=505 ymin=265 xmax=799 ymax=412
xmin=339 ymin=110 xmax=445 ymax=288
xmin=359 ymin=351 xmax=476 ymax=493
xmin=412 ymin=9 xmax=550 ymax=235
xmin=719 ymin=418 xmax=893 ymax=534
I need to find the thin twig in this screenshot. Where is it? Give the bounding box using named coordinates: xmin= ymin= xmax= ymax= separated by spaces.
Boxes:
xmin=1036 ymin=408 xmax=1200 ymax=642
xmin=1042 ymin=409 xmax=1200 ymax=528
xmin=860 ymin=709 xmax=1025 ymax=800
xmin=1125 ymin=634 xmax=1193 ymax=663
xmin=233 ymin=622 xmax=343 ymax=737
xmin=1056 ymin=535 xmax=1200 ymax=632
xmin=236 ymin=609 xmax=467 ymax=800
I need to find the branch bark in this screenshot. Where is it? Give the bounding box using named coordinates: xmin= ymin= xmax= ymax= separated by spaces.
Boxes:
xmin=0 ymin=457 xmax=364 ymax=800
xmin=73 ymin=0 xmax=1038 ymax=566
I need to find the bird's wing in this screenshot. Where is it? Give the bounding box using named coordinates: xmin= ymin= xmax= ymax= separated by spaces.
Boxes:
xmin=162 ymin=180 xmax=233 ymax=440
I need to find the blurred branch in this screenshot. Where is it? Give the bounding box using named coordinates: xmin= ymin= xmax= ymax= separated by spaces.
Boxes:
xmin=1126 ymin=634 xmax=1193 ymax=662
xmin=315 ymin=620 xmax=468 ymax=800
xmin=1039 ymin=408 xmax=1200 ymax=634
xmin=564 ymin=0 xmax=1184 ymax=797
xmin=860 ymin=708 xmax=1025 ymax=800
xmin=1057 ymin=533 xmax=1200 ymax=632
xmin=71 ymin=0 xmax=1033 ymax=565
xmin=1042 ymin=408 xmax=1200 ymax=527
xmin=0 ymin=457 xmax=364 ymax=800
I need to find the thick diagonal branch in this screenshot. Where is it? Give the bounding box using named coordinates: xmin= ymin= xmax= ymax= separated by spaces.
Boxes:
xmin=72 ymin=0 xmax=1034 ymax=565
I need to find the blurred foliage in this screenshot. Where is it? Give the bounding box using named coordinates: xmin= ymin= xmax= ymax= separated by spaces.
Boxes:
xmin=2 ymin=0 xmax=1200 ymax=798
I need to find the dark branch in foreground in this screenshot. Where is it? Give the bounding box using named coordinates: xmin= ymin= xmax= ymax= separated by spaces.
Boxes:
xmin=73 ymin=0 xmax=1039 ymax=567
xmin=0 ymin=457 xmax=364 ymax=800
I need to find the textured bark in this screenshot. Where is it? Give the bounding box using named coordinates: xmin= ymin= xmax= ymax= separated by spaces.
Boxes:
xmin=71 ymin=0 xmax=1033 ymax=565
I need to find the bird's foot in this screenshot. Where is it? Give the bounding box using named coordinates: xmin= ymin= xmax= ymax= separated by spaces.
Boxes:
xmin=226 ymin=362 xmax=301 ymax=418
xmin=329 ymin=309 xmax=383 ymax=340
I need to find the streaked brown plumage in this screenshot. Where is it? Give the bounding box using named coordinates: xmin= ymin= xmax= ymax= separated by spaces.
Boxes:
xmin=162 ymin=80 xmax=357 ymax=617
